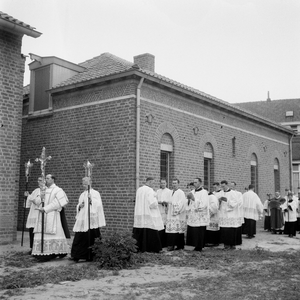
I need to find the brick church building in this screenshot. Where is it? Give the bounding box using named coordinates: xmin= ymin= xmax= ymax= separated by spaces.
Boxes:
xmin=19 ymin=52 xmax=293 ymax=234
xmin=0 ymin=11 xmax=41 ymax=243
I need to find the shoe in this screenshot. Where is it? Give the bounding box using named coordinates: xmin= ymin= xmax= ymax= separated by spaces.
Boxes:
xmin=230 ymin=246 xmax=236 ymax=250
xmin=27 ymin=250 xmax=32 ymax=255
xmin=58 ymin=254 xmax=67 ymax=258
xmin=223 ymin=245 xmax=230 ymax=251
xmin=167 ymin=246 xmax=174 ymax=252
xmin=279 ymin=231 xmax=283 ymax=235
xmin=174 ymin=247 xmax=184 ymax=251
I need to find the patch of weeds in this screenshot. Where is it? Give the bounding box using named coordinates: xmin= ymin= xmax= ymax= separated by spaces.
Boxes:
xmin=0 ymin=251 xmax=37 ymax=268
xmin=92 ymin=231 xmax=138 ymax=270
xmin=0 ymin=264 xmax=101 ymax=290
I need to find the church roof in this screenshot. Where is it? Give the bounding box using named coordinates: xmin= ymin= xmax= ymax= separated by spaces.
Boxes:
xmin=53 ymin=52 xmax=233 ymax=107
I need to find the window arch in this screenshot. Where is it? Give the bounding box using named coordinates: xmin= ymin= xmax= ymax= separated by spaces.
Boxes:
xmin=160 ymin=133 xmax=174 ymax=188
xmin=274 ymin=158 xmax=280 ymax=193
xmin=250 ymin=153 xmax=258 ymax=193
xmin=204 ymin=142 xmax=214 ymax=191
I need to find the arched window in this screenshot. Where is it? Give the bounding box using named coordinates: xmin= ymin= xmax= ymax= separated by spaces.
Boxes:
xmin=160 ymin=133 xmax=174 ymax=188
xmin=250 ymin=153 xmax=258 ymax=193
xmin=274 ymin=158 xmax=280 ymax=193
xmin=204 ymin=143 xmax=214 ymax=190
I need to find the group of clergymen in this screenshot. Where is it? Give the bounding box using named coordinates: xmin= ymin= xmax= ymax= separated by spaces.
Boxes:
xmin=263 ymin=190 xmax=300 ymax=237
xmin=133 ymin=177 xmax=300 ymax=253
xmin=25 ymin=174 xmax=106 ymax=262
xmin=25 ymin=174 xmax=300 ymax=261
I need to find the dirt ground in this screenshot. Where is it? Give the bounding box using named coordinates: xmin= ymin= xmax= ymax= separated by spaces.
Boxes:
xmin=1 ymin=228 xmax=300 ymax=300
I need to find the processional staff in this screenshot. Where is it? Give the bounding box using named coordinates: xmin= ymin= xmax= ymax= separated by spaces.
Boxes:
xmin=35 ymin=147 xmax=52 ymax=253
xmin=21 ymin=160 xmax=33 ymax=246
xmin=83 ymin=160 xmax=94 ymax=261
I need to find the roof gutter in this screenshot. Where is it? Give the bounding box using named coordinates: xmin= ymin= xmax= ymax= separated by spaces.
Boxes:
xmin=49 ymin=68 xmax=293 ymax=135
xmin=136 ymin=77 xmax=144 ymax=190
xmin=0 ymin=19 xmax=42 ymax=38
xmin=289 ymin=134 xmax=295 ymax=191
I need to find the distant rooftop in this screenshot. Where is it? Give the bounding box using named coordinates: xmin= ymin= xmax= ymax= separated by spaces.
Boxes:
xmin=234 ymin=98 xmax=300 ymax=123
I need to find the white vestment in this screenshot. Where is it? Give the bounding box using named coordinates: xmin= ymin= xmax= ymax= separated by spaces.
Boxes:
xmin=73 ymin=188 xmax=106 ymax=232
xmin=186 ymin=188 xmax=209 ymax=227
xmin=26 ymin=188 xmax=41 ymax=228
xmin=32 ymin=184 xmax=70 ymax=255
xmin=242 ymin=190 xmax=263 ymax=221
xmin=282 ymin=196 xmax=298 ymax=222
xmin=156 ymin=188 xmax=171 ymax=225
xmin=166 ymin=189 xmax=187 ymax=234
xmin=218 ymin=189 xmax=241 ymax=228
xmin=234 ymin=190 xmax=244 ymax=225
xmin=134 ymin=185 xmax=164 ymax=231
xmin=207 ymin=194 xmax=219 ymax=231
xmin=263 ymin=199 xmax=271 ymax=216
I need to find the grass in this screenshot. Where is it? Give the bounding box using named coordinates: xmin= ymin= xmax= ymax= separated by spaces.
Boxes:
xmin=1 ymin=248 xmax=300 ymax=299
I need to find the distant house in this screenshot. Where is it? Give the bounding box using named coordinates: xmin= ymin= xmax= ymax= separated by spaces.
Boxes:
xmin=20 ymin=52 xmax=293 ymax=233
xmin=235 ymin=97 xmax=300 ymax=194
xmin=0 ymin=11 xmax=41 ymax=244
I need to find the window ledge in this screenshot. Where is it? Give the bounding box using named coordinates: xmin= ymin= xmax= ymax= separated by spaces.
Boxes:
xmin=27 ymin=109 xmax=53 ymax=119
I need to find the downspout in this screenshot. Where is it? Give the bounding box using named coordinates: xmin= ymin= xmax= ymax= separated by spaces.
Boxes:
xmin=136 ymin=77 xmax=144 ymax=190
xmin=289 ymin=133 xmax=295 ymax=191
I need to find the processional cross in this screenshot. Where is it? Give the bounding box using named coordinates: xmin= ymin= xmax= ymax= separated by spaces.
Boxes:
xmin=35 ymin=147 xmax=52 ymax=253
xmin=83 ymin=160 xmax=94 ymax=261
xmin=35 ymin=147 xmax=52 ymax=181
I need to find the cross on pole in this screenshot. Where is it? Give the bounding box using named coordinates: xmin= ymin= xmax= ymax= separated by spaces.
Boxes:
xmin=35 ymin=147 xmax=52 ymax=253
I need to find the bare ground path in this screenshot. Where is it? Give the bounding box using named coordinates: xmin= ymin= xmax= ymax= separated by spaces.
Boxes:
xmin=1 ymin=228 xmax=300 ymax=300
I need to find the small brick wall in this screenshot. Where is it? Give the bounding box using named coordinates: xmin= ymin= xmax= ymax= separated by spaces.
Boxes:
xmin=0 ymin=29 xmax=24 ymax=244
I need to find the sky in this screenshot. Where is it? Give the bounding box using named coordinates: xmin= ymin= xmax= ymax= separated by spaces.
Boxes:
xmin=2 ymin=0 xmax=300 ymax=103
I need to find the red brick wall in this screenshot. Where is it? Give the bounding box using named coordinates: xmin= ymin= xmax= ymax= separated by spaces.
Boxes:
xmin=0 ymin=29 xmax=24 ymax=244
xmin=19 ymin=81 xmax=137 ymax=234
xmin=139 ymin=83 xmax=291 ymax=200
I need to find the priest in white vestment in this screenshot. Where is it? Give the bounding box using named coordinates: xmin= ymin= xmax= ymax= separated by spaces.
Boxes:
xmin=218 ymin=180 xmax=241 ymax=250
xmin=133 ymin=177 xmax=164 ymax=253
xmin=205 ymin=191 xmax=220 ymax=246
xmin=230 ymin=182 xmax=244 ymax=245
xmin=165 ymin=178 xmax=187 ymax=251
xmin=282 ymin=191 xmax=298 ymax=237
xmin=263 ymin=194 xmax=272 ymax=231
xmin=242 ymin=185 xmax=263 ymax=238
xmin=71 ymin=177 xmax=106 ymax=262
xmin=25 ymin=177 xmax=44 ymax=254
xmin=32 ymin=174 xmax=70 ymax=260
xmin=156 ymin=178 xmax=171 ymax=248
xmin=186 ymin=178 xmax=209 ymax=251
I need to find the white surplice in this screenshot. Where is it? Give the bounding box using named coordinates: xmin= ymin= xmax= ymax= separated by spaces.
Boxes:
xmin=242 ymin=190 xmax=263 ymax=221
xmin=26 ymin=188 xmax=41 ymax=229
xmin=281 ymin=196 xmax=298 ymax=222
xmin=73 ymin=188 xmax=106 ymax=232
xmin=186 ymin=188 xmax=209 ymax=227
xmin=134 ymin=185 xmax=164 ymax=231
xmin=166 ymin=189 xmax=187 ymax=234
xmin=156 ymin=188 xmax=171 ymax=225
xmin=218 ymin=189 xmax=241 ymax=228
xmin=207 ymin=193 xmax=219 ymax=231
